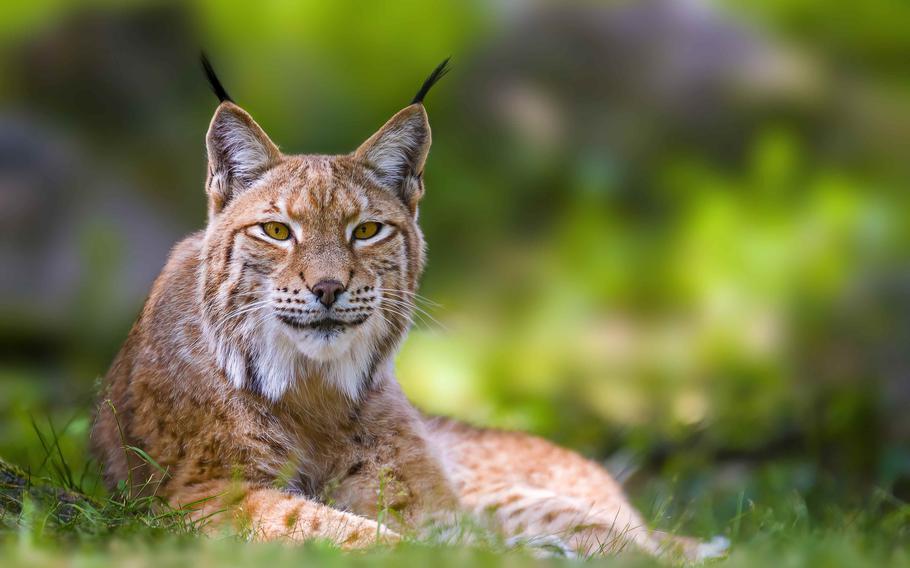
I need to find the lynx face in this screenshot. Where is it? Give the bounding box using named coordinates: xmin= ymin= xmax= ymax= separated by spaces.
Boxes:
xmin=198 ymin=102 xmax=431 ymax=401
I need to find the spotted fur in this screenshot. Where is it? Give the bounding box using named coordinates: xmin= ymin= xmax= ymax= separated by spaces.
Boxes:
xmin=91 ymin=64 xmax=714 ymax=561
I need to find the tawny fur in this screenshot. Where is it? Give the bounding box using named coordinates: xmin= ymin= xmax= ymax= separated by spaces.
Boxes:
xmin=92 ymin=87 xmax=705 ymax=559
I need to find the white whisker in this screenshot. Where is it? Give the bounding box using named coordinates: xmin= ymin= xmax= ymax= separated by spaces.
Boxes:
xmin=380 ymin=296 xmax=446 ymax=330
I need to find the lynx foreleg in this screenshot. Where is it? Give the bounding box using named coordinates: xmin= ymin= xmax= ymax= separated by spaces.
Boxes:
xmin=170 ymin=480 xmax=399 ymax=548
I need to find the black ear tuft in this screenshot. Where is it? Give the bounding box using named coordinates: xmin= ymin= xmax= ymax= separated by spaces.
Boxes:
xmin=410 ymin=57 xmax=451 ymax=105
xmin=201 ymin=52 xmax=233 ymax=103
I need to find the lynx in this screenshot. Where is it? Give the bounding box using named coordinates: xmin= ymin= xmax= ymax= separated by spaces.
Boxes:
xmin=91 ymin=56 xmax=718 ymax=561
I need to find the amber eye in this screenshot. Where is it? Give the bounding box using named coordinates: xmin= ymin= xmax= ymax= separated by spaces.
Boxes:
xmin=353 ymin=222 xmax=382 ymax=240
xmin=262 ymin=222 xmax=291 ymax=241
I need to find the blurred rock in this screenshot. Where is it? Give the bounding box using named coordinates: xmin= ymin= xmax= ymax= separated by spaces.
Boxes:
xmin=464 ymin=0 xmax=819 ymax=174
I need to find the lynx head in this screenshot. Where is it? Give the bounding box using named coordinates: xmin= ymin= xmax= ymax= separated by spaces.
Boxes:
xmin=197 ymin=57 xmax=448 ymax=401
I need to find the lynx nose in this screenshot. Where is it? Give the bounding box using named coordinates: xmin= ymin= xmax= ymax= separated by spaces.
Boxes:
xmin=311 ymin=279 xmax=345 ymax=307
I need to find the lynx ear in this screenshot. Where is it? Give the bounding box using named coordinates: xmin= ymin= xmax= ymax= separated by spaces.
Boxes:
xmin=205 ymin=102 xmax=281 ymax=216
xmin=354 ymin=104 xmax=431 ymax=213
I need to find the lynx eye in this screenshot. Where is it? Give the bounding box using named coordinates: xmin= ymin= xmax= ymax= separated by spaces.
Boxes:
xmin=262 ymin=222 xmax=291 ymax=241
xmin=353 ymin=222 xmax=381 ymax=240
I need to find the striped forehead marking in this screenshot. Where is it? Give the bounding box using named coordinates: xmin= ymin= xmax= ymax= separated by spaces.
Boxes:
xmin=282 ymin=156 xmax=367 ymax=220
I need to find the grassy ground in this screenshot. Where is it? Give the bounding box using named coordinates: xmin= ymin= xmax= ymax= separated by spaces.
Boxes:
xmin=2 ymin=521 xmax=909 ymax=568
xmin=2 ymin=457 xmax=908 ymax=568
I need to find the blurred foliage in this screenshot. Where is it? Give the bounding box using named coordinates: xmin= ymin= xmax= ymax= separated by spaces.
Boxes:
xmin=0 ymin=0 xmax=908 ymax=548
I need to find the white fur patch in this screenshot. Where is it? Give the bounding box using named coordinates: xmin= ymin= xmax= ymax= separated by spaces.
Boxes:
xmin=696 ymin=536 xmax=730 ymax=561
xmin=215 ymin=113 xmax=274 ymax=185
xmin=207 ymin=305 xmax=391 ymax=402
xmin=360 ymin=119 xmax=426 ymax=187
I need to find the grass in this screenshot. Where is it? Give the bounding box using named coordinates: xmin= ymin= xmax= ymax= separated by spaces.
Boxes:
xmin=2 ymin=457 xmax=909 ymax=568
xmin=1 ymin=522 xmax=908 ymax=568
xmin=1 ymin=417 xmax=908 ymax=567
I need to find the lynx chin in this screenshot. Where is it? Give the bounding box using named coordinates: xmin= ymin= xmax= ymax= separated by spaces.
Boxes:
xmin=91 ymin=55 xmax=721 ymax=561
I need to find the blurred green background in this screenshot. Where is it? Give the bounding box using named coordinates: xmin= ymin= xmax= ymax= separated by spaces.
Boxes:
xmin=1 ymin=0 xmax=909 ymax=545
